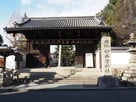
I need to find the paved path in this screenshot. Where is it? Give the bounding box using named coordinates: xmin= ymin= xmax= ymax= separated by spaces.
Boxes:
xmin=0 ymin=68 xmax=100 ymax=93
xmin=1 ymin=89 xmax=136 ymax=102
xmin=10 ymin=68 xmax=99 ymax=90
xmin=1 ymin=68 xmax=136 ymax=102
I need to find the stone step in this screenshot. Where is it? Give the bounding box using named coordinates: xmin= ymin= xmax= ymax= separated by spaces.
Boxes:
xmin=34 ymin=80 xmax=97 ymax=83
xmin=56 ymin=82 xmax=97 ymax=84
xmin=122 ymin=76 xmax=128 ymax=81
xmin=56 ymin=80 xmax=97 ymax=83
xmin=56 ymin=80 xmax=97 ymax=82
xmin=124 ymin=70 xmax=136 ymax=74
xmin=55 ymin=76 xmax=98 ymax=85
xmin=61 ymin=79 xmax=97 ymax=81
xmin=27 ymin=78 xmax=98 ymax=86
xmin=17 ymin=68 xmax=99 ymax=86
xmin=64 ymin=77 xmax=97 ymax=79
xmin=123 ymin=73 xmax=136 ymax=77
xmin=129 ymin=67 xmax=136 ymax=70
xmin=31 ymin=79 xmax=97 ymax=84
xmin=57 ymin=80 xmax=97 ymax=82
xmin=69 ymin=79 xmax=97 ymax=81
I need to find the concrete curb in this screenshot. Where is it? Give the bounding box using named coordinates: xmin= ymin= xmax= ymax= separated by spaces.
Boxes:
xmin=27 ymin=87 xmax=136 ymax=92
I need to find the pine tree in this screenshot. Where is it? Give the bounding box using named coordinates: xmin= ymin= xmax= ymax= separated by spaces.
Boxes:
xmin=99 ymin=0 xmax=136 ymax=43
xmin=0 ymin=34 xmax=3 ymax=46
xmin=100 ymin=0 xmax=117 ymax=25
xmin=55 ymin=45 xmax=75 ymax=66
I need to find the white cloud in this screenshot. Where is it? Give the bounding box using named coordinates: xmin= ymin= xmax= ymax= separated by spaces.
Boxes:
xmin=21 ymin=0 xmax=32 ymax=5
xmin=47 ymin=0 xmax=71 ymax=4
xmin=0 ymin=20 xmax=7 ymax=35
xmin=0 ymin=20 xmax=13 ymax=46
xmin=36 ymin=4 xmax=43 ymax=9
xmin=24 ymin=0 xmax=109 ymax=17
xmin=2 ymin=0 xmax=109 ymax=27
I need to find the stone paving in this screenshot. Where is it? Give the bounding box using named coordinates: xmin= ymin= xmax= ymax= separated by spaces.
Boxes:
xmin=5 ymin=67 xmax=133 ymax=94
xmin=1 ymin=67 xmax=136 ymax=94
xmin=9 ymin=67 xmax=100 ymax=91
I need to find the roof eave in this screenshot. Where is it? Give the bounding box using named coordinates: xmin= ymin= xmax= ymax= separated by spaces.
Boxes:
xmin=4 ymin=26 xmax=112 ymax=34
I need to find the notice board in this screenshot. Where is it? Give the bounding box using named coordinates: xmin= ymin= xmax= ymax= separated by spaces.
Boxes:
xmin=85 ymin=53 xmax=93 ymax=67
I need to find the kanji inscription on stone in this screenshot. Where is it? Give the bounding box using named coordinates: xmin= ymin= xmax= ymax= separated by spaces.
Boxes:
xmin=101 ymin=36 xmax=111 ymax=74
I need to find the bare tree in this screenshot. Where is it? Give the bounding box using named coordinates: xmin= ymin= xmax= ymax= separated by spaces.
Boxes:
xmin=5 ymin=10 xmax=27 ymax=49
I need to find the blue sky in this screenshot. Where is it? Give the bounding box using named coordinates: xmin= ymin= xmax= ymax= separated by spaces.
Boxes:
xmin=0 ymin=0 xmax=109 ymax=45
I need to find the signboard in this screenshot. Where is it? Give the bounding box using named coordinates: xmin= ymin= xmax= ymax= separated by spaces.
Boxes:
xmin=85 ymin=53 xmax=93 ymax=68
xmin=31 ymin=39 xmax=96 ymax=45
xmin=6 ymin=55 xmax=16 ymax=70
xmin=101 ymin=36 xmax=111 ymax=74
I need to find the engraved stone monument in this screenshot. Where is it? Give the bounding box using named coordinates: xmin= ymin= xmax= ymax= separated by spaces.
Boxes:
xmin=101 ymin=36 xmax=111 ymax=75
xmin=98 ymin=36 xmax=119 ymax=87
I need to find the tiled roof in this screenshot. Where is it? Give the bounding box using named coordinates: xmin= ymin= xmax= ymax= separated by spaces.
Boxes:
xmin=4 ymin=16 xmax=112 ymax=32
xmin=20 ymin=16 xmax=104 ymax=28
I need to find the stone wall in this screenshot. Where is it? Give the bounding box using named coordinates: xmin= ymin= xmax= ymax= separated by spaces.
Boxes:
xmin=95 ymin=47 xmax=130 ymax=69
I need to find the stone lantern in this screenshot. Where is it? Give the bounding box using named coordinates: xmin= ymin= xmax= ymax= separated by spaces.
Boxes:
xmin=127 ymin=33 xmax=136 ymax=64
xmin=122 ymin=33 xmax=136 ymax=85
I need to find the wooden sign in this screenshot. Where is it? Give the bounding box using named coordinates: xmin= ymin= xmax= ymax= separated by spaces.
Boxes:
xmin=31 ymin=39 xmax=96 ymax=45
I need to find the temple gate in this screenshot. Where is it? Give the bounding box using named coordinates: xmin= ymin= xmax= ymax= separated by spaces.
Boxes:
xmin=4 ymin=15 xmax=112 ymax=68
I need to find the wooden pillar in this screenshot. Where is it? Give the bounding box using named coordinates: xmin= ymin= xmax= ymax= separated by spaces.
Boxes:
xmin=26 ymin=40 xmax=31 ymax=52
xmin=13 ymin=34 xmax=16 ymax=47
xmin=41 ymin=45 xmax=50 ymax=67
xmin=38 ymin=45 xmax=49 ymax=67
xmin=75 ymin=45 xmax=84 ymax=68
xmin=93 ymin=52 xmax=96 ymax=68
xmin=46 ymin=48 xmax=50 ymax=67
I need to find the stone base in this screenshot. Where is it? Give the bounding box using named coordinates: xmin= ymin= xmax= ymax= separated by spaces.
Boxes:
xmin=0 ymin=73 xmax=3 ymax=87
xmin=123 ymin=73 xmax=136 ymax=77
xmin=3 ymin=77 xmax=13 ymax=86
xmin=3 ymin=70 xmax=13 ymax=86
xmin=128 ymin=77 xmax=136 ymax=81
xmin=98 ymin=76 xmax=120 ymax=88
xmin=122 ymin=76 xmax=128 ymax=81
xmin=125 ymin=69 xmax=136 ymax=73
xmin=0 ymin=69 xmax=3 ymax=87
xmin=122 ymin=67 xmax=136 ymax=85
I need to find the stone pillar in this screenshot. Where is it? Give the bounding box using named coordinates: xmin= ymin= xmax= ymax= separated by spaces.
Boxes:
xmin=98 ymin=36 xmax=119 ymax=87
xmin=101 ymin=36 xmax=111 ymax=75
xmin=0 ymin=69 xmax=3 ymax=87
xmin=58 ymin=45 xmax=62 ymax=67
